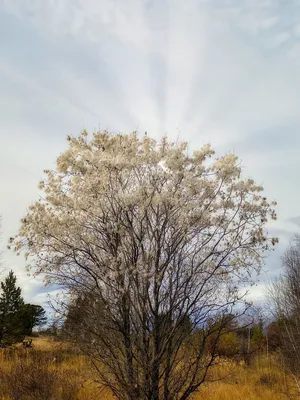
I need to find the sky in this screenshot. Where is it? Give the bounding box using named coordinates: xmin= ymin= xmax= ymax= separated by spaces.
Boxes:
xmin=1 ymin=0 xmax=300 ymax=309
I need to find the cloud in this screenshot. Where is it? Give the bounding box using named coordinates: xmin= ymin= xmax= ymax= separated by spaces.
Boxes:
xmin=287 ymin=216 xmax=300 ymax=227
xmin=294 ymin=23 xmax=300 ymax=36
xmin=1 ymin=0 xmax=300 ymax=303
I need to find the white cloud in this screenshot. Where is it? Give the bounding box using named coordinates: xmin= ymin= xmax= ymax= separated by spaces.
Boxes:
xmin=288 ymin=43 xmax=300 ymax=61
xmin=269 ymin=31 xmax=291 ymax=47
xmin=294 ymin=23 xmax=300 ymax=36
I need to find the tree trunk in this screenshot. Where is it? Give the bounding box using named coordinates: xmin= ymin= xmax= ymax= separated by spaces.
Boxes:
xmin=122 ymin=293 xmax=135 ymax=400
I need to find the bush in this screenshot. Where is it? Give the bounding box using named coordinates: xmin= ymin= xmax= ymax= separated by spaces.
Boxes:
xmin=258 ymin=372 xmax=278 ymax=386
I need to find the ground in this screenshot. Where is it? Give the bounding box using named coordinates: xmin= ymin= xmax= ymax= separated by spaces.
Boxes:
xmin=0 ymin=337 xmax=296 ymax=399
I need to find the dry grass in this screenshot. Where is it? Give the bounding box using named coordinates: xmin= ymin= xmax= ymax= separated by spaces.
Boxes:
xmin=0 ymin=337 xmax=297 ymax=399
xmin=0 ymin=337 xmax=104 ymax=400
xmin=197 ymin=355 xmax=294 ymax=400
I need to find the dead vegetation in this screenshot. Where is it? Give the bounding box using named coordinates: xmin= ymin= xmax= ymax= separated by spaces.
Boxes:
xmin=0 ymin=337 xmax=297 ymax=400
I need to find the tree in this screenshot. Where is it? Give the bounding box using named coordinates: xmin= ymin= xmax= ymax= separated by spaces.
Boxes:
xmin=13 ymin=131 xmax=277 ymax=400
xmin=268 ymin=235 xmax=300 ymax=378
xmin=0 ymin=270 xmax=47 ymax=343
xmin=20 ymin=304 xmax=47 ymax=335
xmin=204 ymin=314 xmax=240 ymax=359
xmin=0 ymin=270 xmax=24 ymax=344
xmin=266 ymin=319 xmax=284 ymax=351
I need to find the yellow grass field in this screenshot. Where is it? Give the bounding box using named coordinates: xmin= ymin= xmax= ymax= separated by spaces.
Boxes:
xmin=0 ymin=336 xmax=297 ymax=400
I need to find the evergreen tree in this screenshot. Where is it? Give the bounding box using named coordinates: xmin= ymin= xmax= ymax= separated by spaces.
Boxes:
xmin=0 ymin=270 xmax=24 ymax=344
xmin=20 ymin=304 xmax=47 ymax=335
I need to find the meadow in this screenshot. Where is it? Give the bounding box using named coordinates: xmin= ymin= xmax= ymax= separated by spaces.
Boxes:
xmin=0 ymin=336 xmax=297 ymax=400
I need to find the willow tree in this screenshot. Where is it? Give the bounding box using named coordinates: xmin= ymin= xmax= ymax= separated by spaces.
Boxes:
xmin=13 ymin=131 xmax=277 ymax=400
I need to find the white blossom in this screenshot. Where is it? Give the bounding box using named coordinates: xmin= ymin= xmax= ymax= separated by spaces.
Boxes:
xmin=13 ymin=130 xmax=277 ymax=296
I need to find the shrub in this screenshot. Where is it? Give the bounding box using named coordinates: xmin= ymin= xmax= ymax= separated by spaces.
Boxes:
xmin=258 ymin=372 xmax=278 ymax=386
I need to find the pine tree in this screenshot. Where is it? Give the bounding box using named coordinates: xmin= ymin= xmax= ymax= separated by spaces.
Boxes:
xmin=20 ymin=304 xmax=47 ymax=335
xmin=0 ymin=270 xmax=24 ymax=344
